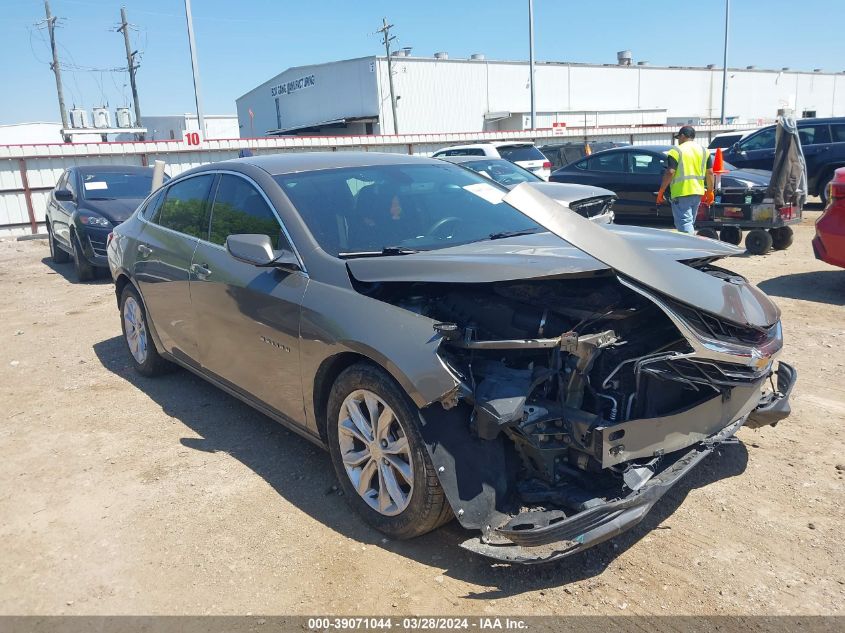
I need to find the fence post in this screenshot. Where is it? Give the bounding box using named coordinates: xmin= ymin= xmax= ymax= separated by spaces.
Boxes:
xmin=18 ymin=158 xmax=38 ymax=235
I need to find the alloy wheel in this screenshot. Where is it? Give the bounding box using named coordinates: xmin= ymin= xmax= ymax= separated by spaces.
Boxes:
xmin=337 ymin=389 xmax=415 ymax=516
xmin=123 ymin=296 xmax=148 ymax=364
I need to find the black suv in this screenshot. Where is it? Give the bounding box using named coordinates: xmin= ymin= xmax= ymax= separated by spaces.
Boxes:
xmin=723 ymin=117 xmax=845 ymax=204
xmin=46 ymin=165 xmax=164 ymax=281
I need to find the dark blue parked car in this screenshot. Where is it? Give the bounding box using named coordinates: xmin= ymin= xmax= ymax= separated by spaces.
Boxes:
xmin=45 ymin=165 xmax=167 ymax=281
xmin=722 ymin=117 xmax=845 ymax=205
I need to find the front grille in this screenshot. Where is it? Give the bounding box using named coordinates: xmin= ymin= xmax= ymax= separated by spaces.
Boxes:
xmin=665 ymin=297 xmax=772 ymax=346
xmin=569 ymin=196 xmax=613 ymax=219
xmin=646 ymin=357 xmax=767 ymax=387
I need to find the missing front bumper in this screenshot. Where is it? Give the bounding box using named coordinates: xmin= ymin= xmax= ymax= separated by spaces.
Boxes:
xmin=459 ymin=417 xmax=745 ymax=564
xmin=459 ymin=362 xmax=796 ymax=564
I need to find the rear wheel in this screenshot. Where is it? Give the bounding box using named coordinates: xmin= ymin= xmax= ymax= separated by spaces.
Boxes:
xmin=327 ymin=363 xmax=452 ymax=539
xmin=719 ymin=226 xmax=743 ymax=246
xmin=771 ymin=226 xmax=794 ymax=250
xmin=696 ymin=228 xmax=719 ymax=240
xmin=119 ymin=285 xmax=172 ymax=377
xmin=47 ymin=224 xmax=70 ymax=263
xmin=71 ymin=232 xmax=95 ymax=282
xmin=819 ymin=173 xmax=834 ymax=207
xmin=745 ymin=229 xmax=773 ymax=255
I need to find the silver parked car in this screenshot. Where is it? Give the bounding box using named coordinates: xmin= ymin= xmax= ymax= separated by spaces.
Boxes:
xmin=438 ymin=155 xmax=615 ymax=224
xmin=107 ymin=152 xmax=795 ymax=563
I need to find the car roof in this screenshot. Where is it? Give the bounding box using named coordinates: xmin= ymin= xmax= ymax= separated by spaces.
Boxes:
xmin=74 ymin=165 xmax=153 ymax=174
xmin=589 ymin=144 xmax=672 ymax=154
xmin=491 ymin=141 xmax=535 ymax=147
xmin=433 ymin=143 xmax=496 ymax=152
xmin=204 ymin=151 xmax=439 ymax=176
xmin=438 ymin=155 xmax=510 ymax=164
xmin=797 ymin=117 xmax=845 ymax=125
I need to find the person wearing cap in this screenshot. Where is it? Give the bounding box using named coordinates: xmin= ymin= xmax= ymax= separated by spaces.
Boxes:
xmin=656 ymin=126 xmax=715 ymax=234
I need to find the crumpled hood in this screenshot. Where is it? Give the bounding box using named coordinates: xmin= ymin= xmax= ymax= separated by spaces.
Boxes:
xmin=346 ymin=224 xmax=742 ymax=286
xmin=79 ymin=197 xmax=144 ymax=223
xmin=502 ymin=184 xmax=780 ymax=328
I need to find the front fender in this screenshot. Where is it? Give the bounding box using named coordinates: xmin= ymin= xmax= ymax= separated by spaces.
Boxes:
xmin=298 ymin=280 xmax=460 ymax=413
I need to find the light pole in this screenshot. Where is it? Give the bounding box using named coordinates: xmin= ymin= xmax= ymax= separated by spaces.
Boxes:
xmin=184 ymin=0 xmax=207 ymax=138
xmin=528 ymin=0 xmax=536 ymax=130
xmin=720 ymin=0 xmax=730 ymax=124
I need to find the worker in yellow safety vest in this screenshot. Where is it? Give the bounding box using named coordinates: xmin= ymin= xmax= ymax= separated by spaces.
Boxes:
xmin=656 ymin=126 xmax=715 ymax=234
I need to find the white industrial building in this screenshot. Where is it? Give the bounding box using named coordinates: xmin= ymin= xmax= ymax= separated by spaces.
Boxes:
xmin=236 ymin=52 xmax=845 ymax=137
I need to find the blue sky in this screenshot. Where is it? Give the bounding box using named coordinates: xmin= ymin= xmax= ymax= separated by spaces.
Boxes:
xmin=1 ymin=0 xmax=842 ymax=124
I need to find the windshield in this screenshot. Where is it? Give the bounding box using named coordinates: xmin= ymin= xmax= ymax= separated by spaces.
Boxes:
xmin=274 ymin=163 xmax=543 ymax=256
xmin=80 ymin=171 xmax=156 ymax=200
xmin=460 ymin=159 xmax=542 ymax=187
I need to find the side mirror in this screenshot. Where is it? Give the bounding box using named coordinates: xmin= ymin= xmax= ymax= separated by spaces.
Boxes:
xmin=55 ymin=188 xmax=74 ymax=202
xmin=225 ymin=233 xmax=301 ymax=271
xmin=731 ymin=142 xmax=743 ymax=154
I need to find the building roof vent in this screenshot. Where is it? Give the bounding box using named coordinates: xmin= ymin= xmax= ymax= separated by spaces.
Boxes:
xmin=470 ymin=53 xmax=485 ymax=61
xmin=391 ymin=50 xmax=407 ymax=57
xmin=706 ymin=64 xmax=715 ymax=69
xmin=637 ymin=60 xmax=648 ymax=66
xmin=782 ymin=67 xmax=790 ymax=71
xmin=434 ymin=51 xmax=449 ymax=60
xmin=814 ymin=68 xmax=823 ymax=72
xmin=746 ymin=65 xmax=756 ymax=69
xmin=617 ymin=50 xmax=632 ymax=66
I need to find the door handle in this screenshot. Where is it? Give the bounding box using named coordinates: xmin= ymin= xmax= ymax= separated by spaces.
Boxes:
xmin=190 ymin=263 xmax=212 ymax=278
xmin=137 ymin=244 xmax=152 ymax=257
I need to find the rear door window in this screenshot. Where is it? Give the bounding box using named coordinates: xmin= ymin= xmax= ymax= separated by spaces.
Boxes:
xmin=798 ymin=125 xmax=831 ymax=146
xmin=830 ymin=124 xmax=845 ymax=143
xmin=156 ymin=175 xmax=215 ymax=238
xmin=586 ymin=152 xmax=626 ymax=172
xmin=496 ymin=145 xmax=546 ymax=162
xmin=627 ymin=152 xmax=664 ymax=174
xmin=208 ymin=175 xmax=283 ymax=247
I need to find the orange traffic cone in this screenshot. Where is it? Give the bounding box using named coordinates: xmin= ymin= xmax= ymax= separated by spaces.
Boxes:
xmin=712 ymin=147 xmax=728 ymax=174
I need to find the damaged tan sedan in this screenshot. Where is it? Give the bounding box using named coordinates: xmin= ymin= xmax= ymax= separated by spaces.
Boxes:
xmin=108 ymin=153 xmax=795 ymax=563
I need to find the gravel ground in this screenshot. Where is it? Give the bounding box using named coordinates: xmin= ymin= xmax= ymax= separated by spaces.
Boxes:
xmin=0 ymin=211 xmax=843 ymax=616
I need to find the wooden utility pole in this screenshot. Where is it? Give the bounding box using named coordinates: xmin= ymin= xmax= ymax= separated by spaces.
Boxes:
xmin=118 ymin=6 xmax=143 ymax=138
xmin=376 ymin=18 xmax=399 ymax=135
xmin=44 ymin=0 xmax=69 ymax=133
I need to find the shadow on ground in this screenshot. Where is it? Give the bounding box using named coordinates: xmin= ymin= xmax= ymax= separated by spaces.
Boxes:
xmin=93 ymin=335 xmax=748 ymax=598
xmin=41 ymin=256 xmax=111 ymax=285
xmin=758 ymin=270 xmax=845 ymax=306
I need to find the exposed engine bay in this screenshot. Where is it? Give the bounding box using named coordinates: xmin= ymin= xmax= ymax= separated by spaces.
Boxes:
xmin=351 ymin=263 xmax=796 ymax=562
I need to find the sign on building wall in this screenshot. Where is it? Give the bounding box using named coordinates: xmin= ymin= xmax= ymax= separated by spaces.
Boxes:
xmin=270 ymin=74 xmax=316 ymax=97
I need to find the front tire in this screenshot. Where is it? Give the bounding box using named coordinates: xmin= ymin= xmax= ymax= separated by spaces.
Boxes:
xmin=327 ymin=363 xmax=452 ymax=539
xmin=71 ymin=233 xmax=95 ymax=282
xmin=119 ymin=285 xmax=172 ymax=377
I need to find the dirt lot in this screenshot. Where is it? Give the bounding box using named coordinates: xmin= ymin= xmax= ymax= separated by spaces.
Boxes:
xmin=0 ymin=211 xmax=843 ymax=616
